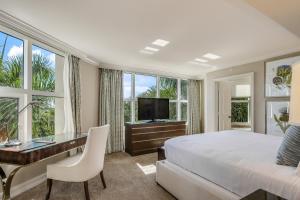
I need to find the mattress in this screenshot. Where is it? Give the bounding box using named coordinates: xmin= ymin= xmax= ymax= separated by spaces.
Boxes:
xmin=164 ymin=130 xmax=300 ymax=200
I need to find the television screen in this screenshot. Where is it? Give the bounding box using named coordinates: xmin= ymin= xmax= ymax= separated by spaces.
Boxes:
xmin=138 ymin=98 xmax=169 ymax=121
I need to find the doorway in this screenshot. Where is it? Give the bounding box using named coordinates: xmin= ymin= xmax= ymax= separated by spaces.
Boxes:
xmin=216 ymin=73 xmax=254 ymax=131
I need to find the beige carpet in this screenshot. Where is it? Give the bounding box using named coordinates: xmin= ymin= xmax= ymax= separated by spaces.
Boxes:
xmin=14 ymin=152 xmax=175 ymax=200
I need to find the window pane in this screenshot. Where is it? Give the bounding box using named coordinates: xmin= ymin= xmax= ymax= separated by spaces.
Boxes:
xmin=124 ymin=101 xmax=131 ymax=122
xmin=135 ymin=101 xmax=138 ymax=121
xmin=32 ymin=45 xmax=56 ymax=92
xmin=123 ymin=73 xmax=132 ymax=99
xmin=160 ymin=77 xmax=177 ymax=100
xmin=181 ymin=102 xmax=187 ymax=121
xmin=233 ymin=84 xmax=250 ymax=97
xmin=135 ymin=74 xmax=156 ymax=98
xmin=0 ymin=97 xmax=18 ymax=141
xmin=231 ymin=99 xmax=249 ymax=123
xmin=169 ymin=102 xmax=177 ymax=120
xmin=32 ymin=96 xmax=55 ymax=138
xmin=181 ymin=80 xmax=188 ymax=100
xmin=0 ymin=32 xmax=24 ymax=88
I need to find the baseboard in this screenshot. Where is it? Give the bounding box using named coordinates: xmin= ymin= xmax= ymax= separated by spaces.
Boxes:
xmin=0 ymin=173 xmax=46 ymax=198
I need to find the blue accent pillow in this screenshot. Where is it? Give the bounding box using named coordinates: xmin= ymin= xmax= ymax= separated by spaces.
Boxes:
xmin=276 ymin=126 xmax=300 ymax=167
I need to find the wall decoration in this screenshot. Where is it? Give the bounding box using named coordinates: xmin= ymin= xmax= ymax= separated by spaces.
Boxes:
xmin=266 ymin=101 xmax=290 ymax=136
xmin=265 ymin=56 xmax=300 ymax=97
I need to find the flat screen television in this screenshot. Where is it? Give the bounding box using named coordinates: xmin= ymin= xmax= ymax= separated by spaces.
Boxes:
xmin=138 ymin=98 xmax=169 ymax=121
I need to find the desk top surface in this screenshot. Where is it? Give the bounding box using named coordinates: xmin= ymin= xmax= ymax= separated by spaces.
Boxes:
xmin=0 ymin=133 xmax=87 ymax=165
xmin=0 ymin=133 xmax=87 ymax=153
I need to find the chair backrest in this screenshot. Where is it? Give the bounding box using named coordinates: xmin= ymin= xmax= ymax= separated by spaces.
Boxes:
xmin=78 ymin=124 xmax=109 ymax=179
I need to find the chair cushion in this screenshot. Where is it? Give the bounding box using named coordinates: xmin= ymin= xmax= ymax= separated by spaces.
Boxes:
xmin=47 ymin=153 xmax=84 ymax=182
xmin=276 ymin=126 xmax=300 ymax=167
xmin=54 ymin=153 xmax=82 ymax=166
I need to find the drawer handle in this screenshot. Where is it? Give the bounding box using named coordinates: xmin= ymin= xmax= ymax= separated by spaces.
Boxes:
xmin=70 ymin=141 xmax=76 ymax=145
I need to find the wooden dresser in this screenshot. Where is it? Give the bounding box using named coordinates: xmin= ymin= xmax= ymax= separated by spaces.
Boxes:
xmin=125 ymin=121 xmax=186 ymax=156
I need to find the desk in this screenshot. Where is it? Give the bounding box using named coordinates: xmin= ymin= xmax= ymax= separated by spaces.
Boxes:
xmin=0 ymin=133 xmax=87 ymax=200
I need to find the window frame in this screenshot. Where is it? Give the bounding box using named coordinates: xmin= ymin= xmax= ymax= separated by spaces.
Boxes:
xmin=0 ymin=24 xmax=65 ymax=141
xmin=123 ymin=71 xmax=188 ymax=123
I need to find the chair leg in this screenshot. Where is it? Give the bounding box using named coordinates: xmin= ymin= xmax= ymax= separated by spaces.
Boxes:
xmin=83 ymin=181 xmax=90 ymax=200
xmin=100 ymin=171 xmax=107 ymax=189
xmin=46 ymin=179 xmax=53 ymax=200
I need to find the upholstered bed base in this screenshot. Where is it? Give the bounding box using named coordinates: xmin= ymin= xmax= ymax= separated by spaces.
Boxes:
xmin=156 ymin=160 xmax=240 ymax=200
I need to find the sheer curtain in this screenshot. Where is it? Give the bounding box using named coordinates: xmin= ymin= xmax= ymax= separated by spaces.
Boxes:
xmin=187 ymin=79 xmax=203 ymax=134
xmin=63 ymin=54 xmax=81 ymax=135
xmin=99 ymin=68 xmax=124 ymax=153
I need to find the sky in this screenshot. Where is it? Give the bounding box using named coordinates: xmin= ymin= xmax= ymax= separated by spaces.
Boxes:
xmin=123 ymin=73 xmax=156 ymax=99
xmin=0 ymin=31 xmax=55 ymax=68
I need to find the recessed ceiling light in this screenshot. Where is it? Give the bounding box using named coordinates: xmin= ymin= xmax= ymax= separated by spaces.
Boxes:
xmin=194 ymin=58 xmax=208 ymax=63
xmin=152 ymin=39 xmax=170 ymax=47
xmin=189 ymin=61 xmax=214 ymax=67
xmin=203 ymin=53 xmax=221 ymax=60
xmin=145 ymin=46 xmax=160 ymax=52
xmin=140 ymin=50 xmax=154 ymax=55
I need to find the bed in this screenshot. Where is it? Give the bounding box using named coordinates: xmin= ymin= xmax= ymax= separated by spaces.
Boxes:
xmin=156 ymin=130 xmax=300 ymax=200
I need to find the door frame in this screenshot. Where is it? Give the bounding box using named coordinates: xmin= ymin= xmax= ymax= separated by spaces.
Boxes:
xmin=213 ymin=72 xmax=255 ymax=131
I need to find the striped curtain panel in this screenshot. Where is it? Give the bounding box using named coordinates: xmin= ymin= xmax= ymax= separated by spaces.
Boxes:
xmin=99 ymin=68 xmax=124 ymax=153
xmin=187 ymin=79 xmax=203 ymax=134
xmin=69 ymin=55 xmax=81 ymax=135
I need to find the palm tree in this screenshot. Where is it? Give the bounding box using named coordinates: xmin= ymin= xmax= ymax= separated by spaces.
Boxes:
xmin=139 ymin=77 xmax=177 ymax=99
xmin=0 ymin=37 xmax=55 ymax=139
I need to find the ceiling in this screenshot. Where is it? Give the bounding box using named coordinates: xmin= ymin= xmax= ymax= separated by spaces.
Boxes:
xmin=0 ymin=0 xmax=300 ymax=78
xmin=246 ymin=0 xmax=300 ymax=39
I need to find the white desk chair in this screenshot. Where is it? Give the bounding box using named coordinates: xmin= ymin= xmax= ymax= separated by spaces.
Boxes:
xmin=46 ymin=125 xmax=110 ymax=200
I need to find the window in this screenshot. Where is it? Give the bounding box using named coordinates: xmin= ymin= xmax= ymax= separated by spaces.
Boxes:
xmin=32 ymin=96 xmax=55 ymax=138
xmin=135 ymin=74 xmax=156 ymax=98
xmin=32 ymin=45 xmax=56 ymax=92
xmin=180 ymin=80 xmax=187 ymax=100
xmin=0 ymin=26 xmax=64 ymax=142
xmin=0 ymin=31 xmax=24 ymax=88
xmin=180 ymin=80 xmax=188 ymax=121
xmin=181 ymin=102 xmax=188 ymax=121
xmin=231 ymin=97 xmax=251 ymax=124
xmin=123 ymin=72 xmax=188 ymax=123
xmin=0 ymin=97 xmax=19 ymax=140
xmin=160 ymin=77 xmax=177 ymax=99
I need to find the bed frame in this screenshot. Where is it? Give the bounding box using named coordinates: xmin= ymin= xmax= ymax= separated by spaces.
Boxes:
xmin=156 ymin=160 xmax=241 ymax=200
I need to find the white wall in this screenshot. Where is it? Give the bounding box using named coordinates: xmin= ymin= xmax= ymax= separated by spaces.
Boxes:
xmin=205 ymin=61 xmax=265 ymax=133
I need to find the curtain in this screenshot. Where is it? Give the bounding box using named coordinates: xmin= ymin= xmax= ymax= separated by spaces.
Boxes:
xmin=99 ymin=68 xmax=124 ymax=153
xmin=63 ymin=55 xmax=74 ymax=134
xmin=69 ymin=55 xmax=81 ymax=135
xmin=187 ymin=79 xmax=203 ymax=134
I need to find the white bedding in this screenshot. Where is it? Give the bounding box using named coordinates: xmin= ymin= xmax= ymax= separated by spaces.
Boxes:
xmin=165 ymin=130 xmax=300 ymax=200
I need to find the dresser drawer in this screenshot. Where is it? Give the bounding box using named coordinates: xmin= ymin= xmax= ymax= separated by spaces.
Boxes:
xmin=131 ymin=124 xmax=186 ymax=134
xmin=132 ymin=129 xmax=185 ymax=141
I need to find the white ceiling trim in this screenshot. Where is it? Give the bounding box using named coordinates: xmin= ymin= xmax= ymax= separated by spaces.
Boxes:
xmin=0 ymin=10 xmax=99 ymax=66
xmin=217 ymin=45 xmax=300 ymax=70
xmin=99 ymin=62 xmax=201 ymax=80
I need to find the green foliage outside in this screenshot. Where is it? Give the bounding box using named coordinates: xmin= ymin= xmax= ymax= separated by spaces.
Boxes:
xmin=124 ymin=77 xmax=181 ymax=122
xmin=231 ymin=100 xmax=249 ymax=123
xmin=0 ymin=98 xmax=18 ymax=140
xmin=124 ymin=101 xmax=131 ymax=122
xmin=0 ymin=34 xmax=55 ymax=140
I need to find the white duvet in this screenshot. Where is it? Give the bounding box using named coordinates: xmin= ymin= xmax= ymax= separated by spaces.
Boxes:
xmin=164 ymin=130 xmax=300 ymax=200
